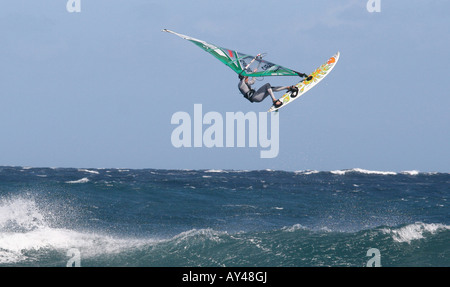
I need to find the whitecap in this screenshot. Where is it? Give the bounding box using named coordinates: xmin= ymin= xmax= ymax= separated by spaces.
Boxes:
xmin=282 ymin=224 xmax=308 ymax=232
xmin=78 ymin=169 xmax=100 ymax=175
xmin=171 ymin=228 xmax=226 ymax=244
xmin=204 ymin=169 xmax=226 ymax=173
xmin=382 ymin=222 xmax=450 ymax=243
xmin=65 ymin=178 xmax=90 ymax=184
xmin=0 ymin=196 xmax=46 ymax=232
xmin=0 ymin=196 xmax=156 ymax=265
xmin=331 ymin=168 xmax=397 ymax=175
xmin=400 ymin=170 xmax=420 ymax=176
xmin=330 ymin=169 xmax=347 ymax=175
xmin=294 ymin=170 xmax=319 ymax=175
xmin=0 ymin=227 xmax=156 ymax=265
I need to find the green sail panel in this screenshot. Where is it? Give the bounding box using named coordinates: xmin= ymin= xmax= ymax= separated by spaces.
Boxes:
xmin=163 ymin=29 xmax=300 ymax=77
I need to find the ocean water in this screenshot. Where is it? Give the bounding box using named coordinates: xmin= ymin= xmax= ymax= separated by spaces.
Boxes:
xmin=0 ymin=166 xmax=448 ymax=267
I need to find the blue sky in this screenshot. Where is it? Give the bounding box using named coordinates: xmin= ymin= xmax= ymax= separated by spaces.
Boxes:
xmin=1 ymin=0 xmax=449 ymax=172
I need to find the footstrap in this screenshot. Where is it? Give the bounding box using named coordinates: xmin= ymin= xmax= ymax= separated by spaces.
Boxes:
xmin=289 ymin=86 xmax=299 ymax=98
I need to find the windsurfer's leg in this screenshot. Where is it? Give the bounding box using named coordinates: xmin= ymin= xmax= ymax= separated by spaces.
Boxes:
xmin=251 ymin=83 xmax=274 ymax=102
xmin=271 ymin=86 xmax=293 ymax=92
xmin=269 ymin=85 xmax=287 ymax=107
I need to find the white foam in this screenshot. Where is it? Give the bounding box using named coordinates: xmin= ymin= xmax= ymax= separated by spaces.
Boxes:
xmin=331 ymin=168 xmax=397 ymax=175
xmin=0 ymin=196 xmax=155 ymax=265
xmin=330 ymin=169 xmax=347 ymax=175
xmin=383 ymin=222 xmax=450 ymax=243
xmin=294 ymin=170 xmax=319 ymax=175
xmin=78 ymin=169 xmax=100 ymax=175
xmin=0 ymin=227 xmax=155 ymax=264
xmin=282 ymin=224 xmax=308 ymax=232
xmin=172 ymin=228 xmax=225 ymax=244
xmin=0 ymin=196 xmax=46 ymax=231
xmin=204 ymin=169 xmax=227 ymax=173
xmin=401 ymin=170 xmax=420 ymax=176
xmin=65 ymin=178 xmax=90 ymax=184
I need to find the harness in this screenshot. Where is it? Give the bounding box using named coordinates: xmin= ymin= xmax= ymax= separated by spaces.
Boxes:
xmin=243 ymin=89 xmax=255 ymax=102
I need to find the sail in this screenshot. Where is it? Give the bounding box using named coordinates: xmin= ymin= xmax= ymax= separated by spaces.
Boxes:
xmin=163 ymin=29 xmax=301 ymax=77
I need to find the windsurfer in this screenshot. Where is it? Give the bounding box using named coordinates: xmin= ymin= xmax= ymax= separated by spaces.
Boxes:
xmin=238 ymin=73 xmax=295 ymax=108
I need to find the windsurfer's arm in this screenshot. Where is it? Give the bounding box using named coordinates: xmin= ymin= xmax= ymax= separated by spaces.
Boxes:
xmin=247 ymin=68 xmax=258 ymax=85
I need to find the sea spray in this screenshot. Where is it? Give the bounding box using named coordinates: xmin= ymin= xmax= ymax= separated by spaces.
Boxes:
xmin=0 ymin=167 xmax=448 ymax=266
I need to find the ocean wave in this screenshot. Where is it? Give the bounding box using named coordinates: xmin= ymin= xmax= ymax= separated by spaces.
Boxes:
xmin=0 ymin=227 xmax=155 ymax=265
xmin=204 ymin=169 xmax=228 ymax=173
xmin=282 ymin=224 xmax=308 ymax=232
xmin=2 ymin=217 xmax=449 ymax=266
xmin=294 ymin=170 xmax=319 ymax=175
xmin=400 ymin=170 xmax=420 ymax=176
xmin=65 ymin=178 xmax=90 ymax=184
xmin=0 ymin=196 xmax=46 ymax=232
xmin=171 ymin=228 xmax=227 ymax=244
xmin=78 ymin=169 xmax=100 ymax=175
xmin=2 ymin=166 xmax=447 ymax=176
xmin=331 ymin=168 xmax=397 ymax=175
xmin=382 ymin=222 xmax=450 ymax=243
xmin=0 ymin=166 xmax=448 ymax=266
xmin=0 ymin=196 xmax=155 ymax=265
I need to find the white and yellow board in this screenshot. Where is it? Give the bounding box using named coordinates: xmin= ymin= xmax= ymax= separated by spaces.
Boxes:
xmin=268 ymin=52 xmax=340 ymax=112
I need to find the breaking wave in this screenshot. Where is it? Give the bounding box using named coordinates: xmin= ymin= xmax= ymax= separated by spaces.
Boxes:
xmin=0 ymin=167 xmax=448 ymax=266
xmin=0 ymin=195 xmax=153 ymax=265
xmin=382 ymin=222 xmax=450 ymax=243
xmin=65 ymin=178 xmax=90 ymax=184
xmin=330 ymin=168 xmax=397 ymax=175
xmin=1 ymin=194 xmax=448 ymax=266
